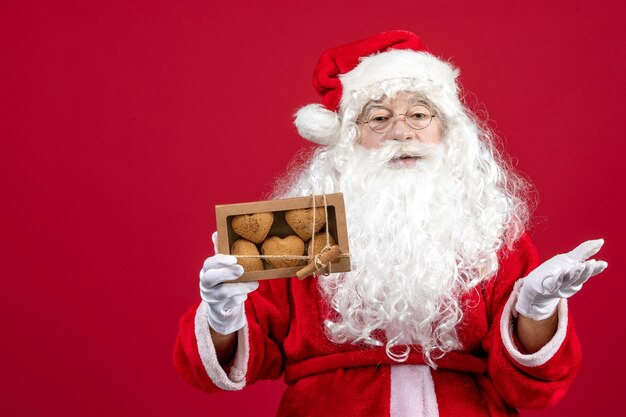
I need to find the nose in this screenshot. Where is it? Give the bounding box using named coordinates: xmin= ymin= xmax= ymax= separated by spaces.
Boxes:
xmin=386 ymin=115 xmax=415 ymax=142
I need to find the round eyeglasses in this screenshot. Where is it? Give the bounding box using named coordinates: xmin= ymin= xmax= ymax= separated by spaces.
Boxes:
xmin=358 ymin=105 xmax=436 ymax=134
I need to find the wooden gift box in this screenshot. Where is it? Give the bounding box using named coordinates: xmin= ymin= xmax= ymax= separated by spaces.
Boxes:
xmin=215 ymin=193 xmax=351 ymax=282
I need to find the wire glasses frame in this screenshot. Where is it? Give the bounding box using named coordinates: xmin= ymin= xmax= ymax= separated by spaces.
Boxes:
xmin=358 ymin=105 xmax=436 ymax=134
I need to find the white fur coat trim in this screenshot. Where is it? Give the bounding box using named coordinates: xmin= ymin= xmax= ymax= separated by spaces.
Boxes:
xmin=390 ymin=364 xmax=439 ymax=417
xmin=500 ymin=279 xmax=568 ymax=367
xmin=194 ymin=301 xmax=249 ymax=390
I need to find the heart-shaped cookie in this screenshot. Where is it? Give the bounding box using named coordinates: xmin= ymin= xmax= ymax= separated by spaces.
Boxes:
xmin=231 ymin=212 xmax=274 ymax=244
xmin=285 ymin=208 xmax=326 ymax=240
xmin=261 ymin=235 xmax=305 ymax=268
xmin=231 ymin=239 xmax=264 ymax=272
xmin=307 ymin=232 xmax=337 ymax=258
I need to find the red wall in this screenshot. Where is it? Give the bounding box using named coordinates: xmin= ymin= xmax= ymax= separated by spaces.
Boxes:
xmin=2 ymin=1 xmax=624 ymax=416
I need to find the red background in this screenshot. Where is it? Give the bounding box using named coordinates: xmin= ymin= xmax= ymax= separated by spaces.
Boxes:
xmin=2 ymin=1 xmax=625 ymax=416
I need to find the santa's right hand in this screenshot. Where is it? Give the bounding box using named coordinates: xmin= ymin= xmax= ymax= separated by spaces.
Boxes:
xmin=199 ymin=232 xmax=259 ymax=335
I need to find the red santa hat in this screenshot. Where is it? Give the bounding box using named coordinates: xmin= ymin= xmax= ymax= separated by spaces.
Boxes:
xmin=295 ymin=30 xmax=461 ymax=145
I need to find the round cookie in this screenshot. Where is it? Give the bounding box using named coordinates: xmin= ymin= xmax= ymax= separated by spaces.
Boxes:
xmin=231 ymin=239 xmax=264 ymax=272
xmin=285 ymin=208 xmax=326 ymax=240
xmin=231 ymin=212 xmax=274 ymax=244
xmin=261 ymin=235 xmax=305 ymax=268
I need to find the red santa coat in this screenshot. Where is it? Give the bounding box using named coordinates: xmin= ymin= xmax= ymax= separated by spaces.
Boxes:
xmin=174 ymin=233 xmax=581 ymax=416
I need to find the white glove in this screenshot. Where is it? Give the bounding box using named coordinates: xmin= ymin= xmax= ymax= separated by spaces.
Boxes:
xmin=199 ymin=232 xmax=259 ymax=334
xmin=515 ymin=239 xmax=608 ymax=320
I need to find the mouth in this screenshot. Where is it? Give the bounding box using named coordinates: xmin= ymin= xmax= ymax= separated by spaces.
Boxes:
xmin=388 ymin=154 xmax=423 ymax=168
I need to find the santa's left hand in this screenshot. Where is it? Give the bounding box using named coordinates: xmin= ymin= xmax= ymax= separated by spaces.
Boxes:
xmin=515 ymin=239 xmax=608 ymax=320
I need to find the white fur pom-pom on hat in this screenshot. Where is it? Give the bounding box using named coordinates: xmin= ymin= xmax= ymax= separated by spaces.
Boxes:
xmin=294 ymin=104 xmax=340 ymax=145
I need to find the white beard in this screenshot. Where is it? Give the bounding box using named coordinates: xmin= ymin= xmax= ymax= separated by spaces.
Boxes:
xmin=275 ymin=131 xmax=528 ymax=367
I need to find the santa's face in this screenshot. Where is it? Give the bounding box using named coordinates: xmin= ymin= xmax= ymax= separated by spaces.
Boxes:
xmin=356 ymin=91 xmax=442 ymax=169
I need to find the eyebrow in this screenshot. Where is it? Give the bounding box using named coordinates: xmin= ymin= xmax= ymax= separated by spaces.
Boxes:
xmin=361 ymin=97 xmax=431 ymax=117
xmin=359 ymin=103 xmax=388 ymax=120
xmin=407 ymin=96 xmax=429 ymax=106
xmin=362 ymin=103 xmax=387 ymax=113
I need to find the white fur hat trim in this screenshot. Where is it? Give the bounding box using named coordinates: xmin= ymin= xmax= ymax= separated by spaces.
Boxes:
xmin=339 ymin=49 xmax=459 ymax=111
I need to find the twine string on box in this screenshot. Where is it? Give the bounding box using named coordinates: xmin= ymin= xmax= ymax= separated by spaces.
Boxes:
xmin=310 ymin=193 xmax=334 ymax=273
xmin=233 ymin=194 xmax=349 ymax=276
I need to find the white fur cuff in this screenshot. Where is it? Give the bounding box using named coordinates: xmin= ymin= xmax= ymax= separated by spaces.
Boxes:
xmin=194 ymin=302 xmax=249 ymax=390
xmin=500 ymin=280 xmax=568 ymax=368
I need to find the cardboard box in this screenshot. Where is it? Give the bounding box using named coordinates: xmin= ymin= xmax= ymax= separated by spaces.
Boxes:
xmin=215 ymin=193 xmax=351 ymax=282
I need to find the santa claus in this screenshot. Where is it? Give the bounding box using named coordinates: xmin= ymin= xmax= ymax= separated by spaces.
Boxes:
xmin=174 ymin=31 xmax=608 ymax=417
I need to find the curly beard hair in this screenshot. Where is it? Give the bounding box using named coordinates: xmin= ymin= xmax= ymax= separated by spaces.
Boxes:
xmin=273 ymin=98 xmax=532 ymax=367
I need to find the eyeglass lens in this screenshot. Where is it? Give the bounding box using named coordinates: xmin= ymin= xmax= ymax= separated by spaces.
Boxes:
xmin=367 ymin=105 xmax=432 ymax=133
